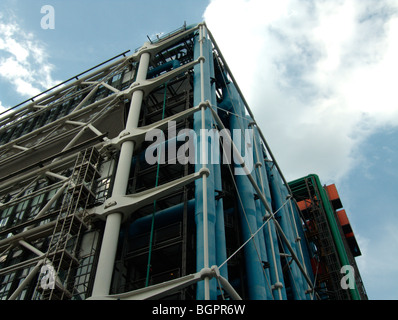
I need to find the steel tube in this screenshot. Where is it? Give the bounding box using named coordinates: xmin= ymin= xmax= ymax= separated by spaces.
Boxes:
xmin=8 ymin=260 xmax=44 ymax=300
xmin=91 ymin=52 xmax=150 ymax=298
xmin=199 ymin=25 xmax=210 ymax=301
xmin=33 ymin=182 xmax=69 ymax=221
xmin=218 ymin=275 xmax=242 ymax=301
xmin=208 ymin=104 xmax=317 ymax=297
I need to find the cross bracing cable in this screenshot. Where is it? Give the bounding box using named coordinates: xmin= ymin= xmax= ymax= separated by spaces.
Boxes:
xmin=218 ymin=197 xmax=290 ymax=270
xmin=206 ymin=100 xmax=318 ymax=299
xmin=214 ymin=121 xmax=274 ymax=297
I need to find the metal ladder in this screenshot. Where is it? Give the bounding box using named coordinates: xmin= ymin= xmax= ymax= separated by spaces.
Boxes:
xmin=304 ymin=178 xmax=349 ymax=300
xmin=35 ymin=147 xmax=100 ymax=300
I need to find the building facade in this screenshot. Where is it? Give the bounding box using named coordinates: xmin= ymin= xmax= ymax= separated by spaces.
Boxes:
xmin=288 ymin=175 xmax=367 ymax=300
xmin=0 ymin=23 xmax=365 ymax=300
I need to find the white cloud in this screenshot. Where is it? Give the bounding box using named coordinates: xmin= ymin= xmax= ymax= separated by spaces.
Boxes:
xmin=0 ymin=56 xmax=31 ymax=78
xmin=204 ymin=0 xmax=398 ymax=301
xmin=0 ymin=13 xmax=58 ymax=105
xmin=204 ymin=0 xmax=398 ymax=183
xmin=355 ymin=221 xmax=398 ymax=300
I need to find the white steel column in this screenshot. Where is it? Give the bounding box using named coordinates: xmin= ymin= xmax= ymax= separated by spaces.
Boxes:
xmin=91 ymin=52 xmax=150 ymax=297
xmin=198 ymin=24 xmax=210 ymax=300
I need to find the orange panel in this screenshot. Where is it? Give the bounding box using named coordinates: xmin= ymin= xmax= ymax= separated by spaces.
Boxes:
xmin=298 ymin=199 xmax=312 ymax=211
xmin=337 ymin=209 xmax=350 ymax=226
xmin=326 ymin=184 xmax=343 ymax=209
xmin=325 ymin=184 xmax=339 ymax=201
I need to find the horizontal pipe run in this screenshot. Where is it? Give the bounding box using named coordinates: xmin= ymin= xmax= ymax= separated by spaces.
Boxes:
xmin=128 ymin=199 xmax=195 ymax=236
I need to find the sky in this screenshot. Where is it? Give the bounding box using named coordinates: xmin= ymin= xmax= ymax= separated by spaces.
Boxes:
xmin=0 ymin=0 xmax=397 ymax=300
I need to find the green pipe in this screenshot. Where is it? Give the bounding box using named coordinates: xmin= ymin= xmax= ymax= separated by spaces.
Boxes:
xmin=310 ymin=174 xmax=360 ymax=300
xmin=145 ymin=82 xmax=168 ymax=287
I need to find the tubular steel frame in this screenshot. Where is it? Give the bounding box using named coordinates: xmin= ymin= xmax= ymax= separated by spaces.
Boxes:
xmin=0 ymin=22 xmax=360 ymax=301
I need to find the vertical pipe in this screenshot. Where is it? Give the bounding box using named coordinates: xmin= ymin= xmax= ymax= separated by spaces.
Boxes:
xmin=263 ymin=209 xmax=287 ymax=300
xmin=199 ymin=24 xmax=210 ymax=301
xmin=225 ymin=82 xmax=267 ymax=300
xmin=268 ymin=166 xmax=305 ymax=299
xmin=254 ymin=132 xmax=286 ymax=300
xmin=283 ymin=187 xmax=314 ymax=299
xmin=91 ymin=52 xmax=150 ymax=298
xmin=288 ymin=195 xmax=315 ymax=299
xmin=194 ymin=24 xmax=217 ymax=300
xmin=254 ymin=192 xmax=273 ymax=299
xmin=251 ymin=126 xmax=274 ymax=300
xmin=208 ymin=42 xmax=228 ymax=285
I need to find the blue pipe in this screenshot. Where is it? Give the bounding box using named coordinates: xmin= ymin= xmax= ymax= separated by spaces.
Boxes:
xmin=268 ymin=165 xmax=305 ymax=299
xmin=292 ymin=206 xmax=315 ymax=287
xmin=254 ymin=132 xmax=287 ymax=300
xmin=147 ymin=60 xmax=181 ymax=79
xmin=251 ymin=126 xmax=276 ymax=300
xmin=280 ymin=186 xmax=314 ymax=299
xmin=225 ymin=83 xmax=267 ymax=300
xmin=128 ymin=199 xmax=195 ymax=237
xmin=209 ymin=47 xmax=229 ymax=285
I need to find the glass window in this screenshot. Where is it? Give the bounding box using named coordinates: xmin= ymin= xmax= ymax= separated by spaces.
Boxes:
xmin=0 ymin=272 xmax=15 ymax=300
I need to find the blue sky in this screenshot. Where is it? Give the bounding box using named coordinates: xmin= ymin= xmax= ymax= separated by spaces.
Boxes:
xmin=1 ymin=0 xmax=398 ymax=300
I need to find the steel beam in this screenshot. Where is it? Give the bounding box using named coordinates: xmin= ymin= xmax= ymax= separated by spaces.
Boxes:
xmin=88 ymin=265 xmax=241 ymax=301
xmin=88 ymin=168 xmax=209 ymax=222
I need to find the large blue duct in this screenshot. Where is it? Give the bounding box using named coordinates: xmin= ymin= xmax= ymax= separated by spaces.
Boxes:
xmin=128 ymin=199 xmax=195 ymax=237
xmin=222 ymin=82 xmax=267 ymax=300
xmin=147 ymin=60 xmax=181 ymax=79
xmin=208 ymin=44 xmax=228 ymax=284
xmin=267 ymin=164 xmax=308 ymax=300
xmin=254 ymin=132 xmax=287 ymax=300
xmin=251 ymin=127 xmax=283 ymax=300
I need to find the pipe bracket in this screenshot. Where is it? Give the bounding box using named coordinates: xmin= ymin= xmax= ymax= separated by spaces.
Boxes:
xmin=103 ymin=105 xmax=201 ymax=151
xmin=87 ymin=168 xmax=209 ymax=222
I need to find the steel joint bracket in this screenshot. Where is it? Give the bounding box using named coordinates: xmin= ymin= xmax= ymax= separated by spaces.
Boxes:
xmin=87 ymin=167 xmax=210 ymax=222
xmin=104 ymin=105 xmax=201 ymax=150
xmin=88 ymin=264 xmax=242 ymax=301
xmin=120 ymin=57 xmax=204 ymax=99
